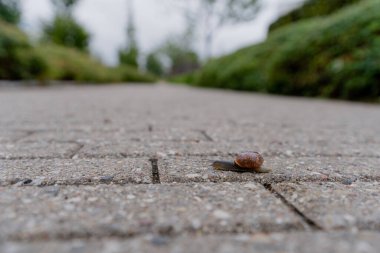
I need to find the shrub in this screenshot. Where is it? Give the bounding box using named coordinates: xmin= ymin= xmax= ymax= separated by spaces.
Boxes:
xmin=36 ymin=44 xmax=155 ymax=83
xmin=0 ymin=20 xmax=46 ymax=80
xmin=0 ymin=0 xmax=20 ymax=24
xmin=146 ymin=52 xmax=164 ymax=76
xmin=269 ymin=0 xmax=362 ymax=32
xmin=192 ymin=0 xmax=380 ymax=101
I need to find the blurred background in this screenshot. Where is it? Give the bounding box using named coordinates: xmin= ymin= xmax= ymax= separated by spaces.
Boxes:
xmin=0 ymin=0 xmax=379 ymax=101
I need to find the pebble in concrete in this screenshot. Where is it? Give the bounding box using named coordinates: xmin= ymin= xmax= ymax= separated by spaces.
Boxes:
xmin=0 ymin=183 xmax=305 ymax=240
xmin=273 ymin=182 xmax=380 ymax=230
xmin=0 ymin=158 xmax=152 ymax=186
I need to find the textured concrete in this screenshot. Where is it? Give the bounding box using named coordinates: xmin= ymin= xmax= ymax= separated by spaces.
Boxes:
xmin=0 ymin=141 xmax=81 ymax=159
xmin=0 ymin=158 xmax=152 ymax=186
xmin=0 ymin=183 xmax=304 ymax=240
xmin=0 ymin=84 xmax=379 ymax=251
xmin=273 ymin=182 xmax=380 ymax=230
xmin=1 ymin=232 xmax=380 ymax=253
xmin=159 ymin=156 xmax=380 ymax=183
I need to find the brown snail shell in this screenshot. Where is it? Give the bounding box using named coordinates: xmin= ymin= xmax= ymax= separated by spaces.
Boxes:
xmin=212 ymin=151 xmax=271 ymax=173
xmin=234 ymin=151 xmax=264 ymax=170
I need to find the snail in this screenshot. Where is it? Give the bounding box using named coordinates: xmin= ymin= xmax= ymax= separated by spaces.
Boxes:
xmin=212 ymin=151 xmax=271 ymax=173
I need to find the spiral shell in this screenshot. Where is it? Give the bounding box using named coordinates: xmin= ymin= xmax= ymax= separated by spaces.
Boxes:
xmin=234 ymin=151 xmax=264 ymax=170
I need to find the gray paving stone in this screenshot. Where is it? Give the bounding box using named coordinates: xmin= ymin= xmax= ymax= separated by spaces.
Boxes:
xmin=205 ymin=124 xmax=380 ymax=144
xmin=0 ymin=130 xmax=30 ymax=142
xmin=159 ymin=156 xmax=380 ymax=183
xmin=0 ymin=183 xmax=305 ymax=240
xmin=0 ymin=158 xmax=152 ymax=186
xmin=76 ymin=138 xmax=380 ymax=159
xmin=273 ymin=182 xmax=380 ymax=230
xmin=1 ymin=232 xmax=380 ymax=253
xmin=21 ymin=129 xmax=205 ymax=143
xmin=0 ymin=142 xmax=81 ymax=159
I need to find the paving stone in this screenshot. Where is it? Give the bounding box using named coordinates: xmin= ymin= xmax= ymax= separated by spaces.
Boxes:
xmin=1 ymin=232 xmax=380 ymax=253
xmin=273 ymin=182 xmax=380 ymax=230
xmin=0 ymin=158 xmax=152 ymax=186
xmin=0 ymin=183 xmax=305 ymax=240
xmin=21 ymin=129 xmax=205 ymax=143
xmin=0 ymin=142 xmax=81 ymax=159
xmin=159 ymin=156 xmax=380 ymax=183
xmin=205 ymin=124 xmax=380 ymax=144
xmin=76 ymin=138 xmax=380 ymax=159
xmin=0 ymin=130 xmax=30 ymax=142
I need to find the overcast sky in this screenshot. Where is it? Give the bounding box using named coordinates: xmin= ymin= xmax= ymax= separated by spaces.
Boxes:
xmin=20 ymin=0 xmax=303 ymax=65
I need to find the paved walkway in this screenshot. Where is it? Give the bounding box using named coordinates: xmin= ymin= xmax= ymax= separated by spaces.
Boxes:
xmin=0 ymin=84 xmax=380 ymax=253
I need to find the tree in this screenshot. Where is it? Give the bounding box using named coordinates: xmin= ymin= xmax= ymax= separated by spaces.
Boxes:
xmin=119 ymin=0 xmax=139 ymax=68
xmin=51 ymin=0 xmax=79 ymax=13
xmin=167 ymin=0 xmax=260 ymax=58
xmin=42 ymin=0 xmax=90 ymax=52
xmin=0 ymin=0 xmax=20 ymax=24
xmin=199 ymin=0 xmax=260 ymax=58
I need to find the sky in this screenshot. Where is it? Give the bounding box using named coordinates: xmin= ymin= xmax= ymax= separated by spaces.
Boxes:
xmin=20 ymin=0 xmax=303 ymax=66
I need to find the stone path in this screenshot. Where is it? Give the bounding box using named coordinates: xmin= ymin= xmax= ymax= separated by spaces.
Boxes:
xmin=0 ymin=84 xmax=379 ymax=253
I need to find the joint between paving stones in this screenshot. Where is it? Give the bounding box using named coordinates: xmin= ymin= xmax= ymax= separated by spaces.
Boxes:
xmin=13 ymin=130 xmax=36 ymax=142
xmin=261 ymin=183 xmax=323 ymax=231
xmin=198 ymin=130 xmax=214 ymax=142
xmin=150 ymin=157 xmax=161 ymax=184
xmin=69 ymin=143 xmax=85 ymax=159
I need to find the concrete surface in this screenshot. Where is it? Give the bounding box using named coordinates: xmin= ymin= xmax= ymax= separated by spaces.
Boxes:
xmin=2 ymin=232 xmax=380 ymax=253
xmin=0 ymin=84 xmax=379 ymax=252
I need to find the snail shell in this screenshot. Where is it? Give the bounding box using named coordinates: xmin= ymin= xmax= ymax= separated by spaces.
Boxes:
xmin=212 ymin=151 xmax=271 ymax=173
xmin=234 ymin=151 xmax=264 ymax=170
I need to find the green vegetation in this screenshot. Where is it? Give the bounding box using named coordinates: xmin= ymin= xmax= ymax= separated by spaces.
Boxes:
xmin=36 ymin=44 xmax=155 ymax=83
xmin=0 ymin=20 xmax=46 ymax=80
xmin=0 ymin=20 xmax=154 ymax=83
xmin=269 ymin=0 xmax=362 ymax=32
xmin=42 ymin=15 xmax=90 ymax=52
xmin=42 ymin=0 xmax=90 ymax=52
xmin=146 ymin=53 xmax=164 ymax=76
xmin=0 ymin=0 xmax=20 ymax=24
xmin=190 ymin=0 xmax=380 ymax=101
